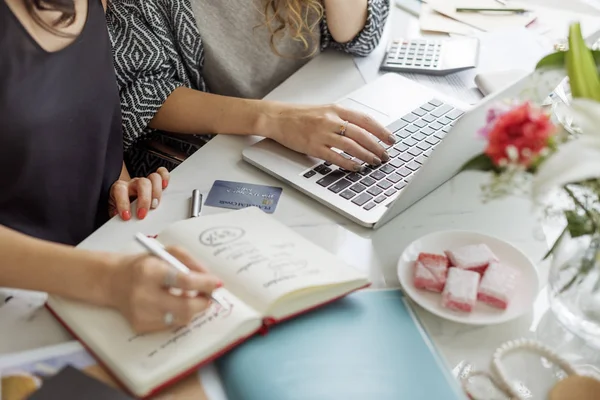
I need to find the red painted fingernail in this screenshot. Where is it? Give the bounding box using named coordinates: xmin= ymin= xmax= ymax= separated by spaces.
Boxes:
xmin=215 ymin=280 xmax=223 ymax=288
xmin=137 ymin=208 xmax=148 ymax=219
xmin=162 ymin=180 xmax=168 ymax=189
xmin=121 ymin=210 xmax=131 ymax=221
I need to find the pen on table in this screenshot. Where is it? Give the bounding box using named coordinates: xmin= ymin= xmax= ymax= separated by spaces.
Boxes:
xmin=190 ymin=189 xmax=202 ymax=218
xmin=456 ymin=7 xmax=529 ymax=13
xmin=134 ymin=233 xmax=224 ymax=308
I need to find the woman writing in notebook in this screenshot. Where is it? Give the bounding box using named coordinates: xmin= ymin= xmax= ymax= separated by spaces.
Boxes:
xmin=107 ymin=0 xmax=393 ymax=177
xmin=0 ymin=0 xmax=221 ymax=332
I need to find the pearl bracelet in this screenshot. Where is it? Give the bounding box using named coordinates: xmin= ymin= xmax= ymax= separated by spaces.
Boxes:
xmin=492 ymin=338 xmax=577 ymax=399
xmin=462 ymin=338 xmax=577 ymax=400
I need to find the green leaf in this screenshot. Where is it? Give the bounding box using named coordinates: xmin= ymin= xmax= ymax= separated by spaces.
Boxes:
xmin=536 ymin=50 xmax=600 ymax=70
xmin=565 ymin=209 xmax=596 ymax=237
xmin=560 ymin=273 xmax=580 ymax=293
xmin=542 ymin=225 xmax=567 ymax=260
xmin=459 ymin=153 xmax=497 ymax=173
xmin=567 ymin=23 xmax=600 ymax=101
xmin=536 ymin=51 xmax=566 ymax=70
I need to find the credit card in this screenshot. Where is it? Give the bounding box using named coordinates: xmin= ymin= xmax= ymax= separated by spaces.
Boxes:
xmin=204 ymin=180 xmax=283 ymax=214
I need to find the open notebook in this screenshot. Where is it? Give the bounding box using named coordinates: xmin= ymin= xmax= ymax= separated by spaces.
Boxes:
xmin=46 ymin=207 xmax=369 ymax=398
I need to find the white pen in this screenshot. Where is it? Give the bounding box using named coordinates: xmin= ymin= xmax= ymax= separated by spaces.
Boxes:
xmin=134 ymin=233 xmax=224 ymax=308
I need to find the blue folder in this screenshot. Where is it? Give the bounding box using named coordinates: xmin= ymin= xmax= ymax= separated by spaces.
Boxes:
xmin=216 ymin=290 xmax=465 ymax=400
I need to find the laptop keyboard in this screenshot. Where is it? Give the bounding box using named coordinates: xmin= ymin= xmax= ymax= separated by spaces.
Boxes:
xmin=301 ymin=99 xmax=463 ymax=211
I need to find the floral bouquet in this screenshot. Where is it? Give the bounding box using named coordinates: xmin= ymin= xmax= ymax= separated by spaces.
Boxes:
xmin=461 ymin=22 xmax=600 ymax=294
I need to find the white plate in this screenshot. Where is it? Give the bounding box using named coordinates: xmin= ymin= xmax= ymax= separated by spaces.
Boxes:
xmin=397 ymin=230 xmax=539 ymax=325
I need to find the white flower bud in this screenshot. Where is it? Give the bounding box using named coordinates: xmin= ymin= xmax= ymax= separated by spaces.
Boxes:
xmin=506 ymin=145 xmax=519 ymax=161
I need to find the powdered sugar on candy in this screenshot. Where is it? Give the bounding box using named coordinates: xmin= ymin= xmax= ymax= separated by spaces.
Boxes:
xmin=445 ymin=244 xmax=498 ymax=274
xmin=413 ymin=253 xmax=449 ymax=293
xmin=441 ymin=268 xmax=480 ymax=313
xmin=477 ymin=261 xmax=519 ymax=309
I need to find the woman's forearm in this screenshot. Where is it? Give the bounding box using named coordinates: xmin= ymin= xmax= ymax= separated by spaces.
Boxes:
xmin=149 ymin=87 xmax=278 ymax=138
xmin=324 ymin=0 xmax=369 ymax=43
xmin=0 ymin=226 xmax=118 ymax=306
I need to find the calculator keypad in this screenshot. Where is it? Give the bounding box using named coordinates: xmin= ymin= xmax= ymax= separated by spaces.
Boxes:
xmin=384 ymin=39 xmax=442 ymax=70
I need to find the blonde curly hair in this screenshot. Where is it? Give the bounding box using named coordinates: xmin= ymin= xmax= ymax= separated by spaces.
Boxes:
xmin=262 ymin=0 xmax=324 ymax=57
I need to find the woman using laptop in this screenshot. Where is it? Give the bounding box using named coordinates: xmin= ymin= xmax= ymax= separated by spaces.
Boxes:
xmin=107 ymin=0 xmax=393 ymax=177
xmin=0 ymin=0 xmax=219 ymax=333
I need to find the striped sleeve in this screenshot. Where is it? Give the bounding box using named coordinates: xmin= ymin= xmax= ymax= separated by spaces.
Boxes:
xmin=320 ymin=0 xmax=390 ymax=57
xmin=105 ymin=0 xmax=195 ymax=150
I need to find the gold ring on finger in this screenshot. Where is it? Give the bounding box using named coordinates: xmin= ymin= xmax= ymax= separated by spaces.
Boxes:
xmin=337 ymin=120 xmax=349 ymax=137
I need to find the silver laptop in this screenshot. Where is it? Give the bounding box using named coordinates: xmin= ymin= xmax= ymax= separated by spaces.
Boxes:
xmin=242 ymin=72 xmax=534 ymax=229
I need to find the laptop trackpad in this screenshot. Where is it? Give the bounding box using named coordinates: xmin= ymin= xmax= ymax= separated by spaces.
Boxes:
xmin=336 ymin=98 xmax=390 ymax=125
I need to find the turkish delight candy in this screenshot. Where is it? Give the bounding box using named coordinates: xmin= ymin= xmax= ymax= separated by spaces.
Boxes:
xmin=441 ymin=268 xmax=480 ymax=313
xmin=413 ymin=253 xmax=449 ymax=293
xmin=418 ymin=252 xmax=449 ymax=280
xmin=445 ymin=244 xmax=498 ymax=274
xmin=477 ymin=261 xmax=519 ymax=309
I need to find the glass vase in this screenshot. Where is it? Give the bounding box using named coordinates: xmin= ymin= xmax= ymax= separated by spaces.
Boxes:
xmin=548 ymin=232 xmax=600 ymax=350
xmin=549 ymin=77 xmax=581 ymax=136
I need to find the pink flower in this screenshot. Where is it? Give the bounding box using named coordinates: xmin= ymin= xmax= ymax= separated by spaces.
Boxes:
xmin=484 ymin=102 xmax=555 ymax=167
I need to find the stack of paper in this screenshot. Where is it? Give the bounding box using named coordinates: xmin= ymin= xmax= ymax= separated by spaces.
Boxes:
xmin=419 ymin=4 xmax=481 ymax=36
xmin=417 ymin=0 xmax=600 ymax=39
xmin=513 ymin=1 xmax=600 ymax=41
xmin=425 ymin=0 xmax=538 ymax=32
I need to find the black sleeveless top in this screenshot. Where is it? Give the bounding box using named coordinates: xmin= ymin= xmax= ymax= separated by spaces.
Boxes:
xmin=0 ymin=0 xmax=123 ymax=245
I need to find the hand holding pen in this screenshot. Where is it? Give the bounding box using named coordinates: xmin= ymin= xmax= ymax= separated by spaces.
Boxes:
xmin=110 ymin=189 xmax=223 ymax=334
xmin=135 ymin=232 xmax=225 ymax=303
xmin=108 ymin=241 xmax=223 ymax=333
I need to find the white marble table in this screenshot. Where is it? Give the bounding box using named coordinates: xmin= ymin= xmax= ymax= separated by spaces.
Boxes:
xmin=3 ymin=2 xmax=600 ymax=399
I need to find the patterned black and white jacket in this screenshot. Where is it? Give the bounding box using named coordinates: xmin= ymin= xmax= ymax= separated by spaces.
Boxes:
xmin=106 ymin=0 xmax=390 ymax=176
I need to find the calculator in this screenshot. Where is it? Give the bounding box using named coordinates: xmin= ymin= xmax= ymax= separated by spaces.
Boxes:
xmin=380 ymin=37 xmax=480 ymax=76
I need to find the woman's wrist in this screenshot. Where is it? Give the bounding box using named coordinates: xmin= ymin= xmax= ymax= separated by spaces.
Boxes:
xmin=72 ymin=249 xmax=122 ymax=308
xmin=252 ymin=101 xmax=286 ymax=142
xmin=152 ymin=88 xmax=289 ymax=140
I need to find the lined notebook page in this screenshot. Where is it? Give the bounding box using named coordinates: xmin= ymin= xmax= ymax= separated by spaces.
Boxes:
xmin=158 ymin=207 xmax=368 ymax=316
